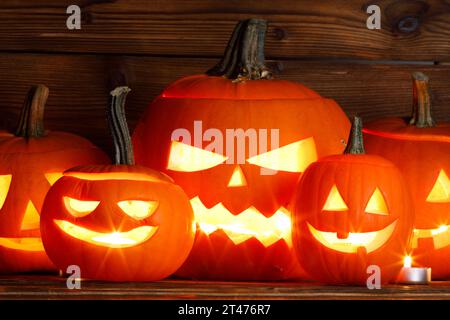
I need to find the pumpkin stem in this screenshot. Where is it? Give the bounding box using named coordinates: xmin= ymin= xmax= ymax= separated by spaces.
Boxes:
xmin=410 ymin=72 xmax=435 ymax=128
xmin=15 ymin=85 xmax=48 ymax=138
xmin=207 ymin=18 xmax=272 ymax=81
xmin=344 ymin=116 xmax=365 ymax=155
xmin=108 ymin=86 xmax=135 ymax=165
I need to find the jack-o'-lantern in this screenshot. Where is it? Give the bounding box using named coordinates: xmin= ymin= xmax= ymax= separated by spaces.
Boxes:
xmin=132 ymin=19 xmax=350 ymax=280
xmin=40 ymin=87 xmax=195 ymax=281
xmin=292 ymin=117 xmax=414 ymax=285
xmin=364 ymin=72 xmax=450 ymax=279
xmin=0 ymin=85 xmax=109 ymax=273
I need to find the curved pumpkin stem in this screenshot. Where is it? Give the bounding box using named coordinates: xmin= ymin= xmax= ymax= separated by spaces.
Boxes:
xmin=207 ymin=18 xmax=272 ymax=81
xmin=344 ymin=116 xmax=365 ymax=155
xmin=410 ymin=72 xmax=435 ymax=128
xmin=109 ymin=86 xmax=134 ymax=165
xmin=15 ymin=85 xmax=48 ymax=138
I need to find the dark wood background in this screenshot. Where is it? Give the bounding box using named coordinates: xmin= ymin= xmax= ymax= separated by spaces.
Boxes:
xmin=0 ymin=0 xmax=449 ymax=154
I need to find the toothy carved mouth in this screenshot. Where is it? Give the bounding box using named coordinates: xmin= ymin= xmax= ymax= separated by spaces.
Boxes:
xmin=190 ymin=197 xmax=291 ymax=247
xmin=54 ymin=220 xmax=158 ymax=248
xmin=0 ymin=237 xmax=44 ymax=252
xmin=307 ymin=220 xmax=398 ymax=254
xmin=412 ymin=225 xmax=450 ymax=250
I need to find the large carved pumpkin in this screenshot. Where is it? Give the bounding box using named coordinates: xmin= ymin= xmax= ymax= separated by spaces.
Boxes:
xmin=293 ymin=117 xmax=414 ymax=285
xmin=41 ymin=87 xmax=195 ymax=281
xmin=132 ymin=19 xmax=350 ymax=280
xmin=364 ymin=72 xmax=450 ymax=279
xmin=0 ymin=85 xmax=109 ymax=273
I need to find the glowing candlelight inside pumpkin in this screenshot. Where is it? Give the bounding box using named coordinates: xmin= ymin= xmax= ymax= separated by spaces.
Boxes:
xmin=397 ymin=255 xmax=431 ymax=284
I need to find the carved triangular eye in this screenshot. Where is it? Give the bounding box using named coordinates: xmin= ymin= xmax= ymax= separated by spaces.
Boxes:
xmin=45 ymin=172 xmax=64 ymax=186
xmin=427 ymin=169 xmax=450 ymax=203
xmin=322 ymin=185 xmax=348 ymax=211
xmin=365 ymin=188 xmax=389 ymax=215
xmin=0 ymin=175 xmax=12 ymax=210
xmin=21 ymin=201 xmax=41 ymax=230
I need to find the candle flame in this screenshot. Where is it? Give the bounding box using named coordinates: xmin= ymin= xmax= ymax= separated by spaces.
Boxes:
xmin=404 ymin=255 xmax=412 ymax=268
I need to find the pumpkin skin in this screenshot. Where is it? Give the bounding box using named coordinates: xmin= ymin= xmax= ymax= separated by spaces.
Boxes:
xmin=132 ymin=19 xmax=350 ymax=280
xmin=292 ymin=118 xmax=414 ymax=285
xmin=363 ymin=73 xmax=450 ymax=279
xmin=40 ymin=87 xmax=195 ymax=281
xmin=40 ymin=165 xmax=195 ymax=281
xmin=0 ymin=85 xmax=109 ymax=273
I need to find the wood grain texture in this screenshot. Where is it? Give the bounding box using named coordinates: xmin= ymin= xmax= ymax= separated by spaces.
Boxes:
xmin=1 ymin=275 xmax=450 ymax=299
xmin=0 ymin=53 xmax=448 ymax=154
xmin=0 ymin=0 xmax=449 ymax=61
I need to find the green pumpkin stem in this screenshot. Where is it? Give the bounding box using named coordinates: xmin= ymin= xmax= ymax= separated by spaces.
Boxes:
xmin=15 ymin=85 xmax=48 ymax=138
xmin=108 ymin=86 xmax=134 ymax=165
xmin=344 ymin=116 xmax=365 ymax=155
xmin=207 ymin=18 xmax=272 ymax=81
xmin=410 ymin=72 xmax=435 ymax=128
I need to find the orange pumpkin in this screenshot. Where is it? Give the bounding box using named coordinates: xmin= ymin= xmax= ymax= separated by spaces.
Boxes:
xmin=364 ymin=72 xmax=450 ymax=279
xmin=41 ymin=87 xmax=195 ymax=281
xmin=132 ymin=19 xmax=350 ymax=280
xmin=0 ymin=85 xmax=109 ymax=273
xmin=292 ymin=117 xmax=414 ymax=285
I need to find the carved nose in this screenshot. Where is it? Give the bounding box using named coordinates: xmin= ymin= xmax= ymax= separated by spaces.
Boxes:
xmin=227 ymin=166 xmax=247 ymax=187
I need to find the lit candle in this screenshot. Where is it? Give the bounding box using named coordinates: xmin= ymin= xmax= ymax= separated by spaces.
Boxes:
xmin=397 ymin=255 xmax=431 ymax=285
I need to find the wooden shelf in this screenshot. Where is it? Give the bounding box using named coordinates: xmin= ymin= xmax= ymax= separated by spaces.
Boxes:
xmin=1 ymin=275 xmax=450 ymax=300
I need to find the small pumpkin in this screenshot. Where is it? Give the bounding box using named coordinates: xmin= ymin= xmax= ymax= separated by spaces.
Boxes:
xmin=40 ymin=87 xmax=195 ymax=281
xmin=132 ymin=19 xmax=350 ymax=280
xmin=292 ymin=117 xmax=414 ymax=285
xmin=364 ymin=72 xmax=450 ymax=279
xmin=0 ymin=85 xmax=109 ymax=273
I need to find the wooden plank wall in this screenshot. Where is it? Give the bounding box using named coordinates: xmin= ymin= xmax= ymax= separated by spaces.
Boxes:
xmin=0 ymin=0 xmax=449 ymax=153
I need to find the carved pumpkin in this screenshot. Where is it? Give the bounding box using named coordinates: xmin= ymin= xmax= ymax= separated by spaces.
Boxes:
xmin=364 ymin=72 xmax=450 ymax=279
xmin=292 ymin=117 xmax=414 ymax=285
xmin=132 ymin=19 xmax=350 ymax=280
xmin=0 ymin=85 xmax=109 ymax=273
xmin=41 ymin=87 xmax=195 ymax=281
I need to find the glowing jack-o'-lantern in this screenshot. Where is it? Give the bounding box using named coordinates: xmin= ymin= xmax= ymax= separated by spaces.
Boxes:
xmin=40 ymin=87 xmax=195 ymax=281
xmin=292 ymin=117 xmax=414 ymax=285
xmin=0 ymin=85 xmax=109 ymax=273
xmin=132 ymin=19 xmax=350 ymax=280
xmin=364 ymin=72 xmax=450 ymax=279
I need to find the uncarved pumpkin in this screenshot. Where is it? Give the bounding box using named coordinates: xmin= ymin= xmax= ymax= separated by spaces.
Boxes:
xmin=292 ymin=117 xmax=414 ymax=285
xmin=0 ymin=85 xmax=109 ymax=273
xmin=364 ymin=72 xmax=450 ymax=279
xmin=41 ymin=87 xmax=195 ymax=281
xmin=132 ymin=19 xmax=350 ymax=280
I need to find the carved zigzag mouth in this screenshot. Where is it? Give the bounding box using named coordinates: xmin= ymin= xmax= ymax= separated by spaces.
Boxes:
xmin=190 ymin=197 xmax=291 ymax=247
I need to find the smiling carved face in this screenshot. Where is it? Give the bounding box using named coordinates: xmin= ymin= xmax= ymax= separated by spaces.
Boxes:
xmin=292 ymin=154 xmax=414 ymax=284
xmin=40 ymin=165 xmax=195 ymax=281
xmin=0 ymin=132 xmax=109 ymax=273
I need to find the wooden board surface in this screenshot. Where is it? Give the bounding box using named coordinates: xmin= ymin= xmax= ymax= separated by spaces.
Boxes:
xmin=0 ymin=275 xmax=450 ymax=300
xmin=0 ymin=0 xmax=449 ymax=61
xmin=0 ymin=53 xmax=448 ymax=154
